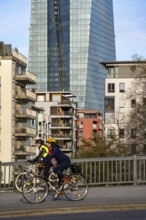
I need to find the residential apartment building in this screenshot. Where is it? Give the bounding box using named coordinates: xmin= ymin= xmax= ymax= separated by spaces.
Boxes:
xmin=35 ymin=91 xmax=77 ymax=156
xmin=0 ymin=42 xmax=37 ymax=162
xmin=28 ymin=0 xmax=116 ymax=112
xmin=103 ymin=61 xmax=146 ymax=155
xmin=77 ymin=109 xmax=103 ymax=146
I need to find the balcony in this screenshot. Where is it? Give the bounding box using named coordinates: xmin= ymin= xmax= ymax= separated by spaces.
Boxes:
xmin=15 ymin=127 xmax=36 ymax=138
xmin=16 ymin=90 xmax=36 ymax=102
xmin=14 ymin=150 xmax=35 ymax=157
xmin=15 ymin=108 xmax=36 ymax=119
xmin=51 ymin=107 xmax=73 ymax=118
xmin=51 ymin=111 xmax=73 ymax=118
xmin=51 ymin=134 xmax=72 ymax=140
xmin=98 ymin=125 xmax=103 ymax=130
xmin=15 ymin=71 xmax=36 ymax=85
xmin=51 ymin=123 xmax=72 ymax=129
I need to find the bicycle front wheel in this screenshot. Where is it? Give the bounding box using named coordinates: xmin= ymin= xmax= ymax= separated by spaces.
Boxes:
xmin=22 ymin=177 xmax=48 ymax=204
xmin=15 ymin=172 xmax=32 ymax=192
xmin=63 ymin=174 xmax=88 ymax=201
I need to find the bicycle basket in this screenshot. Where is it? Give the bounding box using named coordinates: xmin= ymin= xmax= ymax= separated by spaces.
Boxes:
xmin=71 ymin=163 xmax=81 ymax=174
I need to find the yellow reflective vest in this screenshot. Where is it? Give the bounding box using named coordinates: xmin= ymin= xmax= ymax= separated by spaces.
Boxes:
xmin=41 ymin=145 xmax=49 ymax=158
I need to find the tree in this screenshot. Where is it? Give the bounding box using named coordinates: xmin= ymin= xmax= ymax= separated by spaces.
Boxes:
xmin=122 ymin=59 xmax=146 ymax=155
xmin=104 ymin=57 xmax=146 ymax=156
xmin=76 ymin=133 xmax=115 ymax=158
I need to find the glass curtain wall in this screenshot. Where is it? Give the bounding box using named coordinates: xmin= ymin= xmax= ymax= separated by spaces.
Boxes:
xmin=28 ymin=0 xmax=48 ymax=91
xmin=47 ymin=0 xmax=70 ymax=91
xmin=28 ymin=0 xmax=69 ymax=92
xmin=28 ymin=0 xmax=116 ymax=112
xmin=70 ymin=0 xmax=116 ymax=111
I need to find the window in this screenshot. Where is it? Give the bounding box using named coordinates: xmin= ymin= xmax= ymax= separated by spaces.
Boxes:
xmin=93 ymin=121 xmax=97 ymax=129
xmin=105 ymin=112 xmax=115 ymax=124
xmin=144 ymin=133 xmax=146 ymax=139
xmin=131 ymin=144 xmax=136 ymax=154
xmin=52 ymin=95 xmax=61 ymax=102
xmin=79 ymin=130 xmax=83 ymax=137
xmin=119 ymin=83 xmax=125 ymax=93
xmin=92 ymin=130 xmax=97 ymax=135
xmin=37 ymin=95 xmax=45 ymax=102
xmin=131 ymin=129 xmax=136 ymax=139
xmin=143 ymin=98 xmax=146 ymax=106
xmin=131 ymin=99 xmax=136 ymax=108
xmin=105 ymin=97 xmax=115 ymax=111
xmin=108 ymin=67 xmax=118 ymax=78
xmin=143 ymin=144 xmax=146 ymax=154
xmin=143 ymin=83 xmax=146 ymax=92
xmin=119 ymin=97 xmax=125 ymax=108
xmin=108 ymin=83 xmax=115 ymax=93
xmin=32 ymin=119 xmax=36 ymax=126
xmin=84 ymin=113 xmax=97 ymax=118
xmin=79 ymin=121 xmax=83 ymax=128
xmin=119 ymin=129 xmax=124 ymax=139
xmin=107 ymin=129 xmax=115 ymax=139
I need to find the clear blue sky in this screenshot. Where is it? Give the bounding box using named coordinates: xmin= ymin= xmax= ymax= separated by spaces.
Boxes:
xmin=0 ymin=0 xmax=146 ymax=60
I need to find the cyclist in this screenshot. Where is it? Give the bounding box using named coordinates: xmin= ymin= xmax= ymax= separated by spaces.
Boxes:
xmin=42 ymin=137 xmax=71 ymax=185
xmin=27 ymin=139 xmax=52 ymax=177
xmin=29 ymin=139 xmax=49 ymax=163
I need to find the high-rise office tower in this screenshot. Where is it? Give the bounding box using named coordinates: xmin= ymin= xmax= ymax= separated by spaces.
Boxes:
xmin=28 ymin=0 xmax=116 ymax=112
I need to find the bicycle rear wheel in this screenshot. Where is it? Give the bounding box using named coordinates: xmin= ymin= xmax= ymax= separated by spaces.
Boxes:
xmin=63 ymin=174 xmax=88 ymax=201
xmin=15 ymin=172 xmax=32 ymax=192
xmin=22 ymin=176 xmax=48 ymax=203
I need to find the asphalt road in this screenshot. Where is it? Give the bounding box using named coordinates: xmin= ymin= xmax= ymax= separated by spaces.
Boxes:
xmin=1 ymin=210 xmax=146 ymax=220
xmin=1 ymin=185 xmax=146 ymax=218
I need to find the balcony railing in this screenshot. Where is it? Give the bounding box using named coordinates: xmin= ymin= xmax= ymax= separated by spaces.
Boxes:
xmin=15 ymin=127 xmax=36 ymax=137
xmin=16 ymin=90 xmax=36 ymax=102
xmin=52 ymin=134 xmax=72 ymax=139
xmin=51 ymin=113 xmax=73 ymax=118
xmin=15 ymin=108 xmax=36 ymax=119
xmin=51 ymin=123 xmax=72 ymax=128
xmin=15 ymin=71 xmax=36 ymax=85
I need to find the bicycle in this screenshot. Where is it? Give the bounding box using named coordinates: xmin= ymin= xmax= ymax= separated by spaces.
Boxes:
xmin=22 ymin=163 xmax=89 ymax=203
xmin=15 ymin=162 xmax=44 ymax=192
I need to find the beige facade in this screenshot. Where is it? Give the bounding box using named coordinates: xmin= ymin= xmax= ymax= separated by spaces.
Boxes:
xmin=35 ymin=91 xmax=77 ymax=157
xmin=0 ymin=43 xmax=37 ymax=162
xmin=103 ymin=61 xmax=146 ymax=155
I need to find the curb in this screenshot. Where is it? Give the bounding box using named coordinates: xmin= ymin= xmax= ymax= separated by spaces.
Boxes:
xmin=1 ymin=204 xmax=146 ymax=218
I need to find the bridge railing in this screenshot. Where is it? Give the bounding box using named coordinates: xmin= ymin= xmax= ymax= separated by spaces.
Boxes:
xmin=0 ymin=155 xmax=146 ymax=191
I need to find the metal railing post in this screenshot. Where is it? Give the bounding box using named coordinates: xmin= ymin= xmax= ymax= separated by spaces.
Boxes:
xmin=133 ymin=155 xmax=137 ymax=186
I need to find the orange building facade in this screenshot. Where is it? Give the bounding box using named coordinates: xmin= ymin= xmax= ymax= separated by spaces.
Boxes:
xmin=77 ymin=109 xmax=104 ymax=146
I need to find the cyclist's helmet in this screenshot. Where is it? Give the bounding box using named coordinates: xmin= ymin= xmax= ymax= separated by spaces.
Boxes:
xmin=46 ymin=137 xmax=56 ymax=143
xmin=35 ymin=139 xmax=44 ymax=145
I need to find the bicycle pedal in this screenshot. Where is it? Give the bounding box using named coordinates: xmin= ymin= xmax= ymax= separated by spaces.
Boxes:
xmin=54 ymin=192 xmax=63 ymax=198
xmin=71 ymin=186 xmax=78 ymax=191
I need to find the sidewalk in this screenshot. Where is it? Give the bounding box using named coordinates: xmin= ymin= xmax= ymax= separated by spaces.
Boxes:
xmin=0 ymin=185 xmax=146 ymax=218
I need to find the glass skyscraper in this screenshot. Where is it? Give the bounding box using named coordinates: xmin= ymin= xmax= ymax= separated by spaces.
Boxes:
xmin=28 ymin=0 xmax=116 ymax=112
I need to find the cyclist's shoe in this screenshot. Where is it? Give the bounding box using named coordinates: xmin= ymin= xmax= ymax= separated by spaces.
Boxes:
xmin=61 ymin=176 xmax=69 ymax=185
xmin=70 ymin=176 xmax=78 ymax=183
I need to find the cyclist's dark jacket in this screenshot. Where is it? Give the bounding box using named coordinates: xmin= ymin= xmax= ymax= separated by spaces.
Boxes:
xmin=43 ymin=145 xmax=70 ymax=165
